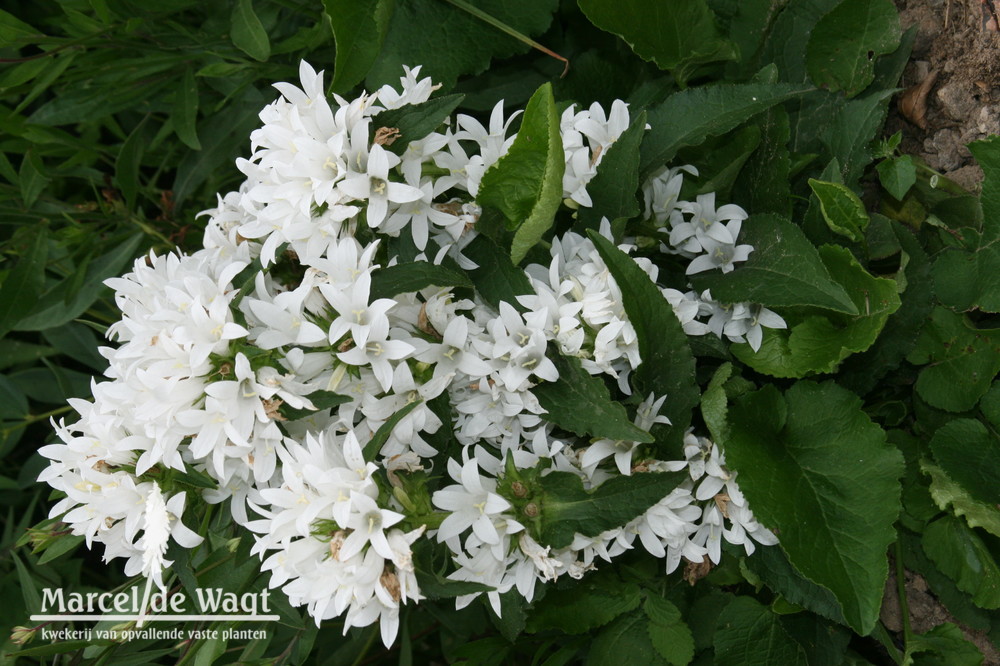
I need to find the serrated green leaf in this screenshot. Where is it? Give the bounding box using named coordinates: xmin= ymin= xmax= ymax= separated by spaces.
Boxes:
xmin=534 ymin=353 xmax=653 ymax=443
xmin=536 ymin=470 xmax=686 ymax=549
xmin=325 ymin=0 xmax=395 ymax=92
xmin=808 ymin=179 xmax=869 ymax=242
xmin=231 ymin=0 xmax=270 ymax=61
xmin=922 ymin=461 xmax=1000 ymax=538
xmin=576 ymin=111 xmax=646 ymax=231
xmin=527 ymin=575 xmax=641 ymax=635
xmin=587 ymin=612 xmax=667 ymax=666
xmin=690 ymin=214 xmax=857 ymax=314
xmin=363 ymin=401 xmax=421 ymax=461
xmin=644 ymin=595 xmax=694 ymax=666
xmin=732 ymin=244 xmax=900 ymax=377
xmin=640 ymin=83 xmax=810 ymax=177
xmin=588 ymin=232 xmax=698 ymax=445
xmin=928 ymin=138 xmax=1000 ymax=312
xmin=733 ymin=103 xmax=792 ymax=218
xmin=490 ymin=588 xmax=526 ymax=642
xmin=578 ymin=0 xmax=735 ymax=84
xmin=982 ymin=381 xmax=1000 ymax=428
xmin=923 ymin=515 xmax=1000 ymax=609
xmin=462 ymin=234 xmax=534 ymax=310
xmin=0 ymin=226 xmax=47 ymax=336
xmin=877 ymin=155 xmax=917 ymax=200
xmin=173 ymin=67 xmax=201 ymax=150
xmin=838 ymin=222 xmax=934 ymax=395
xmin=929 ymin=419 xmax=1000 ymax=506
xmin=905 ymin=622 xmax=984 ymax=666
xmin=743 ymin=545 xmax=847 ymax=625
xmin=907 ymin=308 xmax=1000 ymax=412
xmin=369 ymin=261 xmax=472 ymax=300
xmin=726 ymin=381 xmax=903 ymax=634
xmin=714 ymin=597 xmax=807 ymax=665
xmin=372 ymin=93 xmax=464 ymax=156
xmin=478 ymin=83 xmax=563 ymax=265
xmin=779 ymin=614 xmax=852 ymax=666
xmin=805 ymin=0 xmax=900 ymax=97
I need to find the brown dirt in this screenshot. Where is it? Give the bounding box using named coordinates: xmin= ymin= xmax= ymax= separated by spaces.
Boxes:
xmin=890 ymin=0 xmax=1000 ymax=192
xmin=882 ymin=562 xmax=1000 ymax=663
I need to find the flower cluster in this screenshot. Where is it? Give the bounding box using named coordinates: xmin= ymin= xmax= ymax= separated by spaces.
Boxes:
xmin=39 ymin=62 xmax=783 ymax=646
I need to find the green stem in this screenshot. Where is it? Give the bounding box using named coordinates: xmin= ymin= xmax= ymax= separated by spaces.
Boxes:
xmin=349 ymin=626 xmax=379 ymax=666
xmin=895 ymin=539 xmax=913 ymax=647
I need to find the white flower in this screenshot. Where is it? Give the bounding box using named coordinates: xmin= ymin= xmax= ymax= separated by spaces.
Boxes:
xmin=433 ymin=457 xmax=511 ymax=545
xmin=338 ymin=144 xmax=423 ymax=228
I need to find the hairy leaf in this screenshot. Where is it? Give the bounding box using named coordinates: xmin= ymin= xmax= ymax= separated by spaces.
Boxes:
xmin=727 ymin=381 xmax=903 ymax=634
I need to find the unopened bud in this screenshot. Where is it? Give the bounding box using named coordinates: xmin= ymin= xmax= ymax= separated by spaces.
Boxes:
xmin=523 ymin=502 xmax=540 ymax=518
xmin=511 ymin=481 xmax=528 ymax=498
xmin=10 ymin=626 xmax=36 ymax=645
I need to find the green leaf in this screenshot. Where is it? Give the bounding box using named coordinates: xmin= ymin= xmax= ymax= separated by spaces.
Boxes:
xmin=743 ymin=544 xmax=847 ymax=626
xmin=371 ymin=93 xmax=464 ymax=156
xmin=732 ymin=100 xmax=792 ymax=218
xmin=805 ymin=0 xmax=900 ymax=97
xmin=526 ymin=575 xmax=641 ymax=635
xmin=0 ymin=340 xmax=57 ymax=370
xmin=366 ymin=0 xmax=558 ymax=91
xmin=325 ymin=0 xmax=395 ymax=92
xmin=37 ymin=533 xmax=84 ymax=565
xmin=478 ymin=83 xmax=564 ymax=265
xmin=490 ymin=588 xmax=526 ymax=642
xmin=690 ymin=214 xmax=857 ymax=314
xmin=115 ymin=117 xmax=148 ymax=210
xmin=231 ymin=0 xmax=270 ymax=61
xmin=822 ymin=89 xmax=897 ymax=188
xmin=534 ymin=353 xmax=653 ymax=443
xmin=904 ymin=622 xmax=984 ymax=666
xmin=536 ymin=470 xmax=686 ymax=548
xmin=0 ymin=226 xmax=47 ymax=336
xmin=369 ymin=261 xmax=473 ymax=300
xmin=414 ymin=569 xmax=492 ymax=600
xmin=807 ymin=179 xmax=869 ymax=242
xmin=42 ymin=322 xmax=105 ymax=371
xmin=172 ymin=87 xmax=266 ymax=208
xmin=877 ymin=155 xmax=917 ymax=200
xmin=714 ymin=597 xmax=807 ymax=665
xmin=281 ymin=390 xmax=352 ymax=421
xmin=173 ymin=67 xmax=201 ymax=150
xmin=588 ymin=232 xmax=698 ymax=445
xmin=907 ymin=308 xmax=1000 ymax=412
xmin=576 ymin=111 xmax=646 ymax=231
xmin=922 ymin=461 xmax=1000 ymax=538
xmin=577 ymin=0 xmax=735 ymax=84
xmin=462 ymin=234 xmax=534 ymax=310
xmin=0 ymin=374 xmax=28 ymax=421
xmin=922 ymin=516 xmax=1000 ymax=609
xmin=16 ymin=233 xmax=144 ymax=331
xmin=640 ymin=83 xmax=810 ymax=177
xmin=363 ymin=401 xmax=421 ymax=461
xmin=0 ymin=8 xmax=38 ymax=47
xmin=929 ymin=419 xmax=1000 ymax=506
xmin=780 ymin=614 xmax=852 ymax=666
xmin=586 ymin=613 xmax=667 ymax=666
xmin=838 ymin=222 xmax=934 ymax=395
xmin=726 ymin=381 xmax=903 ymax=634
xmin=930 ymin=138 xmax=1000 ymax=312
xmin=18 ymin=150 xmax=49 ymax=208
xmin=644 ymin=595 xmax=695 ymax=666
xmin=732 ymin=244 xmax=900 ymax=377
xmin=700 ymin=362 xmax=733 ymax=445
xmin=12 ymin=551 xmax=41 ymax=614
